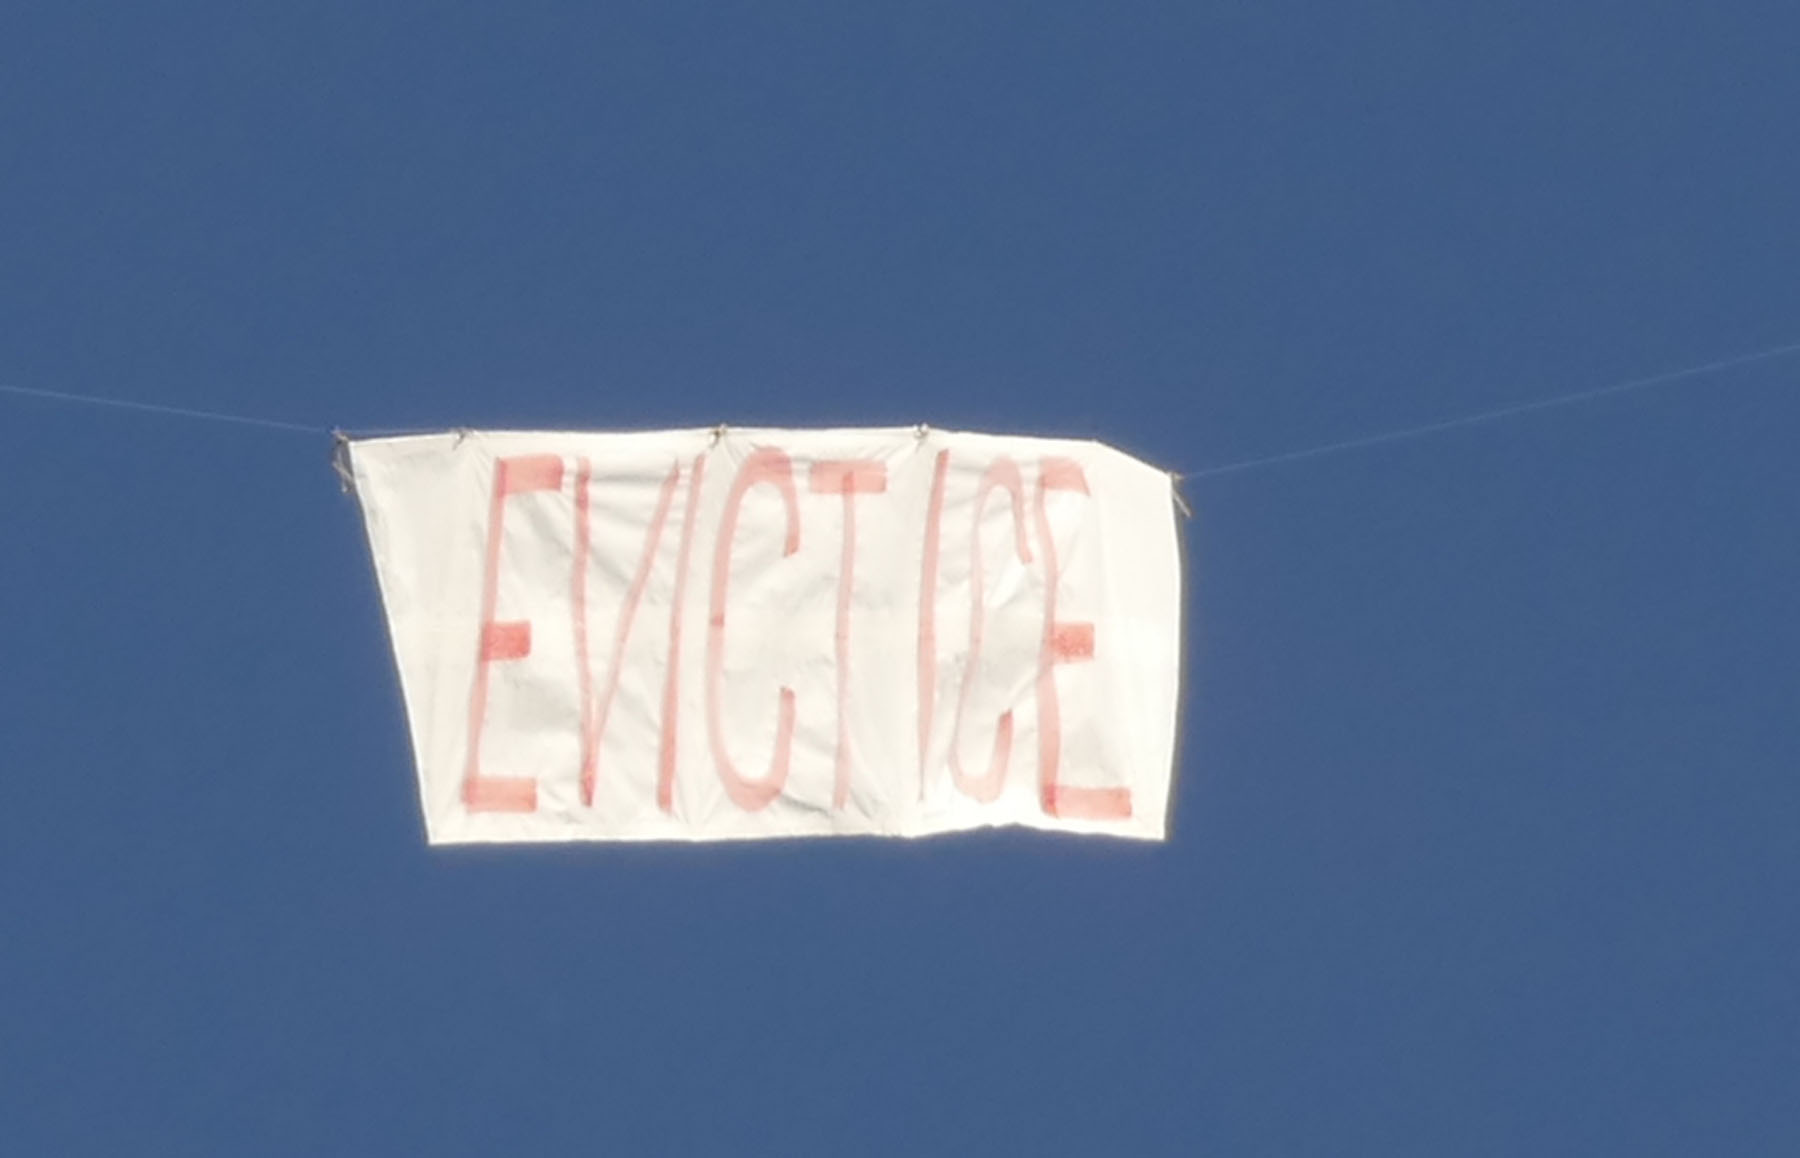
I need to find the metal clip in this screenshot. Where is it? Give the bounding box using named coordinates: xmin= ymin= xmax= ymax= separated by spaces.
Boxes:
xmin=331 ymin=430 xmax=356 ymax=495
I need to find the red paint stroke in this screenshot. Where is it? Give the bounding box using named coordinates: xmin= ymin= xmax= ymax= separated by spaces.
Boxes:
xmin=1035 ymin=457 xmax=1129 ymax=820
xmin=810 ymin=459 xmax=888 ymax=809
xmin=949 ymin=457 xmax=1030 ymax=804
xmin=463 ymin=454 xmax=565 ymax=813
xmin=707 ymin=448 xmax=800 ymax=811
xmin=917 ymin=450 xmax=951 ymax=800
xmin=657 ymin=455 xmax=707 ymax=813
xmin=579 ymin=462 xmax=682 ymax=806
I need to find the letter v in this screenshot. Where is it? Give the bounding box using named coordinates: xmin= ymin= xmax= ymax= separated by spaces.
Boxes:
xmin=576 ymin=460 xmax=682 ymax=807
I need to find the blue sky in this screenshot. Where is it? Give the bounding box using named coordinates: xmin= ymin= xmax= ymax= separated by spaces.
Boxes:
xmin=3 ymin=3 xmax=1797 ymax=1153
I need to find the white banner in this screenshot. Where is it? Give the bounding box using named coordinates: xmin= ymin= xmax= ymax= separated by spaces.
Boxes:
xmin=348 ymin=427 xmax=1183 ymax=843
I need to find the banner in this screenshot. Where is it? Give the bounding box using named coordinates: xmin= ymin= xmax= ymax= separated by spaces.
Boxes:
xmin=348 ymin=427 xmax=1183 ymax=843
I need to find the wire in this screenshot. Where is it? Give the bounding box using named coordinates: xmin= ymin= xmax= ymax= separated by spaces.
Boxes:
xmin=7 ymin=333 xmax=1800 ymax=471
xmin=0 ymin=382 xmax=323 ymax=435
xmin=1182 ymin=337 xmax=1800 ymax=481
